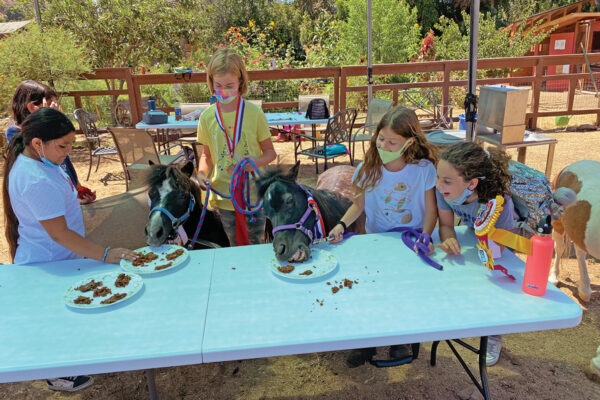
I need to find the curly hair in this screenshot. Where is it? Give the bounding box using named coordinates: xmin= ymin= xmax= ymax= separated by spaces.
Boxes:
xmin=353 ymin=106 xmax=438 ymax=193
xmin=440 ymin=142 xmax=511 ymax=203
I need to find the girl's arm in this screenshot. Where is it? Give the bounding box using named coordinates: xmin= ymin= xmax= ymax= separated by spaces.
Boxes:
xmin=197 ymin=144 xmax=213 ymax=189
xmin=243 ymin=137 xmax=277 ymax=171
xmin=422 ymin=187 xmax=437 ymax=236
xmin=39 ymin=216 xmax=137 ymax=264
xmin=436 ymin=208 xmax=461 ymax=255
xmin=328 ymin=191 xmax=365 ymax=243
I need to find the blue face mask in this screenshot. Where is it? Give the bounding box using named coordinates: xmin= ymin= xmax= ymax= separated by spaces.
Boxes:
xmin=37 ymin=144 xmax=60 ymax=168
xmin=447 ymin=186 xmax=474 ymax=207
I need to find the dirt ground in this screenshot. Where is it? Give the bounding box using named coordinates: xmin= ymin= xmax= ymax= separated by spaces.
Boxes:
xmin=1 ymin=122 xmax=600 ymax=400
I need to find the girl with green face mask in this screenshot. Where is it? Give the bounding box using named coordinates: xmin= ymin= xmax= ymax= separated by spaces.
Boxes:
xmin=326 ymin=106 xmax=440 ymax=368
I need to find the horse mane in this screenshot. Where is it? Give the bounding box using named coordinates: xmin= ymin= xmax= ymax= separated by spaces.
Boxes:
xmin=255 ymin=167 xmax=295 ymax=200
xmin=147 ymin=164 xmax=202 ymax=202
xmin=256 ymin=165 xmax=350 ymax=232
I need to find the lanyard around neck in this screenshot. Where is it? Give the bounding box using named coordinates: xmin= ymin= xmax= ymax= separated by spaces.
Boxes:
xmin=215 ymin=96 xmax=245 ymax=157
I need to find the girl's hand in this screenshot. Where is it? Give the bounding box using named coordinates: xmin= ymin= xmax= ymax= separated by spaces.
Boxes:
xmin=197 ymin=174 xmax=210 ymax=190
xmin=414 ymin=241 xmax=434 ymax=256
xmin=78 ymin=193 xmax=96 ymax=205
xmin=436 ymin=238 xmax=461 ymax=255
xmin=328 ymin=224 xmax=345 ymax=243
xmin=243 ymin=156 xmax=259 ymax=172
xmin=105 ymin=248 xmax=137 ymax=264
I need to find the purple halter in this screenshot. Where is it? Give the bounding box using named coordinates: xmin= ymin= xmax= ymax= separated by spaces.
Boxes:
xmin=271 ymin=183 xmax=326 ymax=243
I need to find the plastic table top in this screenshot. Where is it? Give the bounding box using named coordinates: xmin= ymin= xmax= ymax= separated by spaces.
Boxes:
xmin=0 ymin=249 xmax=215 ymax=383
xmin=0 ymin=227 xmax=581 ymax=383
xmin=202 ymin=228 xmax=581 ymax=363
xmin=135 ymin=113 xmax=329 ymax=130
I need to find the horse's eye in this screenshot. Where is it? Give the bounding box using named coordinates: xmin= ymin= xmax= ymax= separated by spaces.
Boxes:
xmin=283 ymin=193 xmax=294 ymax=206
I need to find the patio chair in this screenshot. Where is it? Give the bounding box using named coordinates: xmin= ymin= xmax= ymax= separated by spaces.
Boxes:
xmin=400 ymin=90 xmax=454 ymax=132
xmin=296 ymin=108 xmax=357 ymax=173
xmin=350 ymin=98 xmax=394 ymax=162
xmin=109 ymin=127 xmax=185 ymax=190
xmin=73 ymin=108 xmax=118 ymax=181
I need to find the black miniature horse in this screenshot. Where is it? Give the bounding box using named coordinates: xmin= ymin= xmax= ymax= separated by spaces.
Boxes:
xmin=256 ymin=162 xmax=359 ymax=263
xmin=145 ymin=162 xmax=229 ymax=249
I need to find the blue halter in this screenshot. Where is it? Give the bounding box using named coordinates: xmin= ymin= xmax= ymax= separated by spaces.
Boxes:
xmin=149 ymin=196 xmax=196 ymax=230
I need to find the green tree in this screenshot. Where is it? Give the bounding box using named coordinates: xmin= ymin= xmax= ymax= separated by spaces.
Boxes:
xmin=300 ymin=9 xmax=343 ymax=66
xmin=335 ymin=0 xmax=421 ymax=64
xmin=435 ymin=10 xmax=551 ymax=62
xmin=0 ymin=24 xmax=91 ymax=114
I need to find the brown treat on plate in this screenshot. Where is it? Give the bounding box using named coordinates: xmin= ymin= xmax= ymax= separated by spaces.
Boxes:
xmin=132 ymin=252 xmax=158 ymax=266
xmin=114 ymin=273 xmax=131 ymax=287
xmin=299 ymin=270 xmax=313 ymax=276
xmin=75 ymin=279 xmax=103 ymax=292
xmin=93 ymin=286 xmax=112 ymax=297
xmin=73 ymin=296 xmax=92 ymax=304
xmin=154 ymin=262 xmax=173 ymax=271
xmin=331 ymin=286 xmax=339 ymax=294
xmin=100 ymin=293 xmax=127 ymax=304
xmin=166 ymin=248 xmax=184 ymax=261
xmin=277 ymin=265 xmax=295 ymax=274
xmin=343 ymin=278 xmax=354 ymax=289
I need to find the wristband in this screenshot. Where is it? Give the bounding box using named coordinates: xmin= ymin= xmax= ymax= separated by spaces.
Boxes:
xmin=338 ymin=221 xmax=347 ymax=233
xmin=102 ymin=247 xmax=110 ymax=262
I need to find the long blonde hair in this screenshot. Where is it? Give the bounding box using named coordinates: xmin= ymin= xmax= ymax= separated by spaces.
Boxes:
xmin=353 ymin=106 xmax=438 ymax=192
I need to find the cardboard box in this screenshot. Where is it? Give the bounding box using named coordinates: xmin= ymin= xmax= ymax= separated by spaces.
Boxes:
xmin=478 ymin=85 xmax=529 ymax=144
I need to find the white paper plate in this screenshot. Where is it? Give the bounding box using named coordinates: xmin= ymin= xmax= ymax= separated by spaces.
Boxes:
xmin=271 ymin=248 xmax=338 ymax=281
xmin=120 ymin=244 xmax=189 ymax=275
xmin=64 ymin=271 xmax=143 ymax=309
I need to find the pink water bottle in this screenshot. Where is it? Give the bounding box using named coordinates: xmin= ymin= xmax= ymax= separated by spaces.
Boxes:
xmin=522 ymin=216 xmax=554 ymax=296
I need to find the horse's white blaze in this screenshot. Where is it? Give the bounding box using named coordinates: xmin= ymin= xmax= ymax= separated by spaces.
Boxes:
xmin=147 ymin=178 xmax=175 ymax=239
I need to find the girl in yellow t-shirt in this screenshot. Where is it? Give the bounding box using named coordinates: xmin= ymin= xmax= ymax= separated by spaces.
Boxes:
xmin=197 ymin=48 xmax=277 ymax=246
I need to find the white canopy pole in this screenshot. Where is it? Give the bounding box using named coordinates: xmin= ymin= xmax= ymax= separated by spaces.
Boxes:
xmin=367 ymin=0 xmax=373 ymax=105
xmin=465 ymin=0 xmax=480 ymax=141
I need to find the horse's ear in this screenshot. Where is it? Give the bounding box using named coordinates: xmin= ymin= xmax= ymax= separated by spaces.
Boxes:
xmin=148 ymin=160 xmax=155 ymax=166
xmin=288 ymin=161 xmax=300 ymax=181
xmin=181 ymin=161 xmax=194 ymax=177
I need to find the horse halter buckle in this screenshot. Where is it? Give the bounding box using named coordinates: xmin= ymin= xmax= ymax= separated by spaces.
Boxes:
xmin=149 ymin=195 xmax=196 ymax=230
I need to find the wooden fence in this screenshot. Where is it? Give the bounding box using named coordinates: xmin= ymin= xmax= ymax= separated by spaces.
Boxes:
xmin=63 ymin=53 xmax=600 ymax=130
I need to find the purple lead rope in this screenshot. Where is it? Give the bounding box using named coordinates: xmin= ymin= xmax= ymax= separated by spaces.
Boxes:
xmin=342 ymin=227 xmax=443 ymax=271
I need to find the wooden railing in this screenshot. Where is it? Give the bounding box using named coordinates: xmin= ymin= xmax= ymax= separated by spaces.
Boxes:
xmin=63 ymin=53 xmax=600 ymax=130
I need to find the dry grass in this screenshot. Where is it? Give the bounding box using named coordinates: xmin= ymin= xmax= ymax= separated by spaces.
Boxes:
xmin=1 ymin=124 xmax=600 ymax=399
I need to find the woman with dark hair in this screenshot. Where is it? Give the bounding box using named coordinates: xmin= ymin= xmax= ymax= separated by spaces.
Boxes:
xmin=2 ymin=107 xmax=137 ymax=391
xmin=5 ymin=80 xmax=95 ymax=204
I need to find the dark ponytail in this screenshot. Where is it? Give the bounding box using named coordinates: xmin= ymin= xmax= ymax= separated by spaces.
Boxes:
xmin=2 ymin=108 xmax=75 ymax=261
xmin=440 ymin=142 xmax=511 ymax=203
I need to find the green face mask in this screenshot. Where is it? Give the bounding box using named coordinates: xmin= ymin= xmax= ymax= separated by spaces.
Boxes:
xmin=377 ymin=138 xmax=414 ymax=164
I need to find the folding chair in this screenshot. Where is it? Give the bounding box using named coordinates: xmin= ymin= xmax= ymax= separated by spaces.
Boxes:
xmin=401 ymin=90 xmax=454 ymax=132
xmin=109 ymin=128 xmax=185 ymax=190
xmin=73 ymin=108 xmax=118 ymax=181
xmin=350 ymin=98 xmax=394 ymax=162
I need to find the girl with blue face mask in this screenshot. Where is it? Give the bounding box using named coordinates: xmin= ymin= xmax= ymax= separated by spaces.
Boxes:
xmin=435 ymin=141 xmax=516 ymax=368
xmin=327 ymin=106 xmax=439 ymax=368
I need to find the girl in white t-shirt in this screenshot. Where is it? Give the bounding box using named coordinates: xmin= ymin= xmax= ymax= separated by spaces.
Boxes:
xmin=3 ymin=108 xmax=137 ymax=265
xmin=327 ymin=106 xmax=438 ymax=367
xmin=2 ymin=108 xmax=139 ymax=392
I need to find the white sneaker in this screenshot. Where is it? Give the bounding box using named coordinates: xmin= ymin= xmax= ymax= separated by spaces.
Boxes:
xmin=591 ymin=345 xmax=600 ymax=378
xmin=486 ymin=335 xmax=503 ymax=366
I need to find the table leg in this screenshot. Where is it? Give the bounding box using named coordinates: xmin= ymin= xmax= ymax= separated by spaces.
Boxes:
xmin=517 ymin=147 xmax=527 ymax=164
xmin=429 ymin=338 xmax=491 ymax=400
xmin=545 ymin=143 xmax=556 ymax=178
xmin=145 ymin=369 xmax=158 ymax=400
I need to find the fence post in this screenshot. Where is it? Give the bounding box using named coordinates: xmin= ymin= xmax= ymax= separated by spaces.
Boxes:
xmin=567 ymin=77 xmax=576 ymax=112
xmin=340 ymin=67 xmax=347 ymax=110
xmin=74 ymin=95 xmax=82 ymax=110
xmin=530 ymin=61 xmax=543 ymax=130
xmin=126 ymin=69 xmax=143 ymax=125
xmin=333 ymin=68 xmax=340 ymax=113
xmin=442 ymin=62 xmax=451 ymax=107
